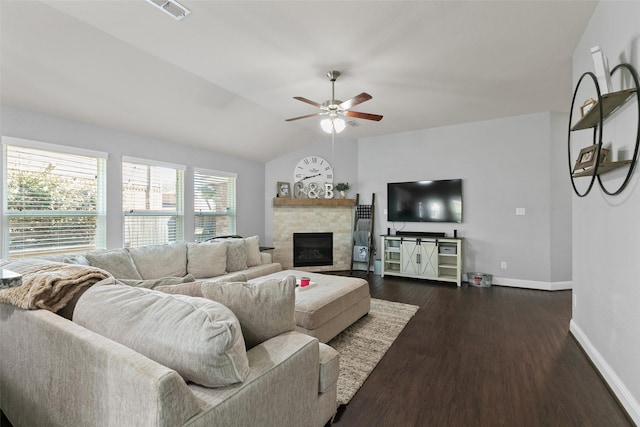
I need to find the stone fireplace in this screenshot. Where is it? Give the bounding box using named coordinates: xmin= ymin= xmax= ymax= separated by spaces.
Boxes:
xmin=272 ymin=198 xmax=355 ymax=272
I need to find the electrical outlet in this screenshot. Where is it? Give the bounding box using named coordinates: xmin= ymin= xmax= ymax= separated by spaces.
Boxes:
xmin=501 ymin=261 xmax=507 ymax=269
xmin=516 ymin=208 xmax=526 ymax=216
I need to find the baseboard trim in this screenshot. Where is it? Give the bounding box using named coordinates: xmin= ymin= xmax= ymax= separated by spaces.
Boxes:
xmin=477 ymin=276 xmax=572 ymax=291
xmin=570 ymin=319 xmax=640 ymax=425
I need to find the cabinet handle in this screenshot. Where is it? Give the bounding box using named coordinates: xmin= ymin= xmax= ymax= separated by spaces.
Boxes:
xmin=417 ymin=253 xmax=421 ymax=264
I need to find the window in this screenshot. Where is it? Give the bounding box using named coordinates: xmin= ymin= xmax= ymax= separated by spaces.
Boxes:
xmin=2 ymin=138 xmax=107 ymax=258
xmin=194 ymin=168 xmax=236 ymax=242
xmin=122 ymin=157 xmax=184 ymax=248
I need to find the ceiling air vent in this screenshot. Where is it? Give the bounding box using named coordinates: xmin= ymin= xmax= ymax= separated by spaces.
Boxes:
xmin=146 ymin=0 xmax=191 ymax=21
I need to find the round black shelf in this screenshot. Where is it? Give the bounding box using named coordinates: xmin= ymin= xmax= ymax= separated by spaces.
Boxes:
xmin=567 ymin=63 xmax=640 ymax=197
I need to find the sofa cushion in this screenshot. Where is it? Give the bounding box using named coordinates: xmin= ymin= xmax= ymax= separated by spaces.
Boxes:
xmin=244 ymin=235 xmax=262 ymax=267
xmin=225 ymin=239 xmax=248 ymax=272
xmin=85 ymin=249 xmax=142 ymax=280
xmin=156 ymin=280 xmax=206 ymax=297
xmin=73 ymin=283 xmax=249 ymax=388
xmin=128 ymin=242 xmax=187 ymax=279
xmin=200 ymin=276 xmax=296 ymax=349
xmin=118 ymin=274 xmax=195 ymax=289
xmin=216 ymin=263 xmax=282 ymax=281
xmin=63 ymin=254 xmax=90 ymax=266
xmin=155 ymin=273 xmax=247 ymax=296
xmin=186 ymin=241 xmax=227 ymax=278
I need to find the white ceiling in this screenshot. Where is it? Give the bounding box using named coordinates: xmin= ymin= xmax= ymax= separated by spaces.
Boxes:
xmin=1 ymin=0 xmax=597 ymax=162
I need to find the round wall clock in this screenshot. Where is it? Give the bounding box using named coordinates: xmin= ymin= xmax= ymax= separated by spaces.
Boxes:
xmin=293 ymin=156 xmax=334 ymax=198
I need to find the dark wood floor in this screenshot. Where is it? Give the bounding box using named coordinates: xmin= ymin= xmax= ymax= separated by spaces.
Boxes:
xmin=330 ymin=272 xmax=632 ymax=427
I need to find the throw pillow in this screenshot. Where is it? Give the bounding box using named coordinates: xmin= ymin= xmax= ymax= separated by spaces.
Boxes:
xmin=85 ymin=249 xmax=142 ymax=280
xmin=244 ymin=235 xmax=262 ymax=267
xmin=73 ymin=283 xmax=249 ymax=388
xmin=118 ymin=274 xmax=196 ymax=289
xmin=200 ymin=275 xmax=296 ymax=349
xmin=127 ymin=242 xmax=187 ymax=279
xmin=186 ymin=242 xmax=227 ymax=278
xmin=225 ymin=239 xmax=247 ymax=272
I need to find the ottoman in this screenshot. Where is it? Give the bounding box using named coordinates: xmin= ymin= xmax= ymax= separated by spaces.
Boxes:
xmin=249 ymin=269 xmax=371 ymax=343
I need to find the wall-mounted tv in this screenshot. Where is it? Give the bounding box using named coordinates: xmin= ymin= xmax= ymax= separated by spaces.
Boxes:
xmin=387 ymin=179 xmax=462 ymax=223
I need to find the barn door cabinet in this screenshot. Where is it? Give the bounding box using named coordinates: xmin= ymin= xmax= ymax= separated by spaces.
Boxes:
xmin=380 ymin=235 xmax=462 ymax=286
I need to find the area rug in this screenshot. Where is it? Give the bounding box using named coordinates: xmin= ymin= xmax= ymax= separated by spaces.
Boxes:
xmin=327 ymin=298 xmax=419 ymax=405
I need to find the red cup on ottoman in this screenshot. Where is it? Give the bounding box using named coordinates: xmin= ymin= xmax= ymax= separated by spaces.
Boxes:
xmin=300 ymin=277 xmax=310 ymax=287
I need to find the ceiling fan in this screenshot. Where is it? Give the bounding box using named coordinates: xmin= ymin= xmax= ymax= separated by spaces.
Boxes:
xmin=286 ymin=70 xmax=383 ymax=133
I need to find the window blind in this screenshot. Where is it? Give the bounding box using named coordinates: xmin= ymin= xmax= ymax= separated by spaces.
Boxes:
xmin=122 ymin=159 xmax=184 ymax=248
xmin=194 ymin=168 xmax=237 ymax=242
xmin=3 ymin=143 xmax=106 ymax=258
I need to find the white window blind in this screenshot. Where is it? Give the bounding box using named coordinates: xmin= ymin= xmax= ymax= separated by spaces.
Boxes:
xmin=194 ymin=168 xmax=236 ymax=242
xmin=122 ymin=158 xmax=184 ymax=248
xmin=3 ymin=142 xmax=106 ymax=258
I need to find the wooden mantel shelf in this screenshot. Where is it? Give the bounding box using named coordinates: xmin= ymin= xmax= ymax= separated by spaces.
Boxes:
xmin=273 ymin=197 xmax=356 ymax=207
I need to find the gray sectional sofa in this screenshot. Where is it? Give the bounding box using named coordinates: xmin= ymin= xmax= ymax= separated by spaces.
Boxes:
xmin=41 ymin=235 xmax=283 ymax=284
xmin=0 ymin=237 xmax=342 ymax=427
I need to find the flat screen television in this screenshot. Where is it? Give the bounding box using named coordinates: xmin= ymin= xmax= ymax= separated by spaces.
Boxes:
xmin=387 ymin=179 xmax=462 ymax=223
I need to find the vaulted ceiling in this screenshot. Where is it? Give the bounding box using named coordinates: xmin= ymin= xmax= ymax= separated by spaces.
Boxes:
xmin=1 ymin=0 xmax=597 ymax=162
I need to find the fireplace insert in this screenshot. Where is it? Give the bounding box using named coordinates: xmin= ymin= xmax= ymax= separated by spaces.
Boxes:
xmin=293 ymin=232 xmax=333 ymax=267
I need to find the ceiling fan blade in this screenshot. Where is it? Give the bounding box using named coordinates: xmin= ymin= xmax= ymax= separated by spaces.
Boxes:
xmin=339 ymin=92 xmax=372 ymax=110
xmin=344 ymin=110 xmax=383 ymax=121
xmin=285 ymin=112 xmax=324 ymax=122
xmin=293 ymin=96 xmax=323 ymax=109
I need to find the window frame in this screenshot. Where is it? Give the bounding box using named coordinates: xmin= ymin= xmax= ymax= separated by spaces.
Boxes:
xmin=122 ymin=156 xmax=185 ymax=248
xmin=194 ymin=167 xmax=237 ymax=242
xmin=2 ymin=136 xmax=108 ymax=259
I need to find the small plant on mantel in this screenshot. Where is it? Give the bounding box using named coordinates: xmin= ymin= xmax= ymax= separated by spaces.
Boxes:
xmin=335 ymin=182 xmax=350 ymax=199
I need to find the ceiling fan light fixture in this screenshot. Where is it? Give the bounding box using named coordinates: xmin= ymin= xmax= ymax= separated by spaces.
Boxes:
xmin=321 ymin=117 xmax=346 ymax=134
xmin=287 ymin=70 xmax=382 ymax=130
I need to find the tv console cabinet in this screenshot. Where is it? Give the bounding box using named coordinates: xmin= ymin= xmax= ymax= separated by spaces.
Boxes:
xmin=380 ymin=235 xmax=462 ymax=286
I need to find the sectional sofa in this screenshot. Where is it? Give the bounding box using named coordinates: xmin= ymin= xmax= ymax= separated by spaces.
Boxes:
xmin=0 ymin=237 xmax=354 ymax=426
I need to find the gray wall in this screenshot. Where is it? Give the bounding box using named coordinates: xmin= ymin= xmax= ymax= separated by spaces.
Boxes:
xmin=357 ymin=112 xmax=572 ymax=288
xmin=1 ymin=105 xmax=266 ymax=249
xmin=570 ymin=1 xmax=640 ymax=423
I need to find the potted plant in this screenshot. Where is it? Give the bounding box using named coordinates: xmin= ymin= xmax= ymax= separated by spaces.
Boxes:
xmin=335 ymin=182 xmax=350 ymax=199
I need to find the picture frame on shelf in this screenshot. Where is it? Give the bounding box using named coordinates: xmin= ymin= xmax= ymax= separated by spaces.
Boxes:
xmin=580 ymin=98 xmax=596 ymax=117
xmin=573 ymin=145 xmax=610 ymax=173
xmin=277 ymin=181 xmax=291 ymax=198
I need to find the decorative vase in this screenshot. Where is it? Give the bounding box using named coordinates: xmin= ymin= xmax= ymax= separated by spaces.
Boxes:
xmin=339 ymin=191 xmax=346 ymax=199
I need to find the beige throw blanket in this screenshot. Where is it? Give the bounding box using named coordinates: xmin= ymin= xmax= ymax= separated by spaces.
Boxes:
xmin=0 ymin=258 xmax=111 ymax=312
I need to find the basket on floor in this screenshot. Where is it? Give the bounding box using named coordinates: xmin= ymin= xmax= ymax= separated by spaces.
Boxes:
xmin=467 ymin=272 xmax=492 ymax=287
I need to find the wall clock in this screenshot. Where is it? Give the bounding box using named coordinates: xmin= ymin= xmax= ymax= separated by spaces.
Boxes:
xmin=293 ymin=156 xmax=334 ymax=198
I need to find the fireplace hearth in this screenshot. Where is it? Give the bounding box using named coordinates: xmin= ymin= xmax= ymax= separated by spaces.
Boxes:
xmin=293 ymin=232 xmax=333 ymax=267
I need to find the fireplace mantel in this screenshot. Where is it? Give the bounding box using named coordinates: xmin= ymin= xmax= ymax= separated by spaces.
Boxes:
xmin=273 ymin=198 xmax=355 ymax=207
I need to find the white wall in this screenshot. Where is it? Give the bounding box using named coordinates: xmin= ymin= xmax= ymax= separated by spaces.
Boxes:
xmin=1 ymin=106 xmax=266 ymax=248
xmin=357 ymin=112 xmax=572 ymax=288
xmin=569 ymin=1 xmax=640 ymax=423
